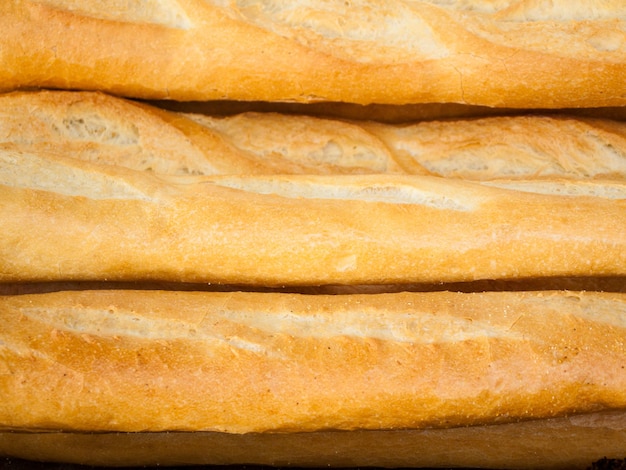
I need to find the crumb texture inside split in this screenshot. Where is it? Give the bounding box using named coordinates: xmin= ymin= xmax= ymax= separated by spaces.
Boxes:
xmin=189 ymin=113 xmax=396 ymax=174
xmin=481 ymin=179 xmax=626 ymax=199
xmin=13 ymin=293 xmax=626 ymax=352
xmin=16 ymin=302 xmax=523 ymax=349
xmin=0 ymin=149 xmax=152 ymax=200
xmin=0 ymin=93 xmax=220 ymax=177
xmin=208 ymin=176 xmax=478 ymax=210
xmin=373 ymin=115 xmax=626 ymax=181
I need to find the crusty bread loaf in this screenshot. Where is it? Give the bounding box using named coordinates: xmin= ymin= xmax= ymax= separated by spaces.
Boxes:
xmin=1 ymin=289 xmax=625 ymax=468
xmin=4 ymin=90 xmax=626 ymax=181
xmin=2 ymin=144 xmax=625 ymax=285
xmin=2 ymin=289 xmax=625 ymax=432
xmin=2 ymin=1 xmax=626 ymax=107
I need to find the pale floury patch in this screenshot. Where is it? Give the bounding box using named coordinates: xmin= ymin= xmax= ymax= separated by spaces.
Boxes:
xmin=33 ymin=0 xmax=191 ymax=28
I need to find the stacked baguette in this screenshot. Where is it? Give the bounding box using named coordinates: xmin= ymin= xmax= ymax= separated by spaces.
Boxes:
xmin=1 ymin=2 xmax=626 ymax=470
xmin=1 ymin=91 xmax=626 ymax=286
xmin=2 ymin=0 xmax=626 ymax=108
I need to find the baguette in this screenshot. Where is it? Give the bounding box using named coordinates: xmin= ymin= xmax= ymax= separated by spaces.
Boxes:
xmin=1 ymin=289 xmax=626 ymax=468
xmin=4 ymin=90 xmax=626 ymax=181
xmin=2 ymin=146 xmax=626 ymax=285
xmin=2 ymin=1 xmax=626 ymax=107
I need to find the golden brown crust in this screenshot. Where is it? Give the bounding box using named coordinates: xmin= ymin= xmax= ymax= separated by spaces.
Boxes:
xmin=2 ymin=1 xmax=626 ymax=107
xmin=2 ymin=165 xmax=626 ymax=285
xmin=1 ymin=289 xmax=625 ymax=435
